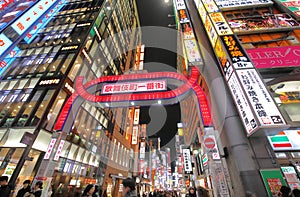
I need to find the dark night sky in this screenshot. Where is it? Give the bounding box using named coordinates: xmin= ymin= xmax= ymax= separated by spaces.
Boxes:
xmin=136 ymin=0 xmax=180 ymax=159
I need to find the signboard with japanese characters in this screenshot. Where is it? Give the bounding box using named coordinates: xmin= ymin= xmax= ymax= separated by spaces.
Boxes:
xmin=0 ymin=33 xmax=13 ymax=57
xmin=197 ymin=0 xmax=207 ymax=23
xmin=209 ymin=12 xmax=233 ymax=36
xmin=132 ymin=126 xmax=139 ymax=145
xmin=178 ymin=9 xmax=190 ymax=23
xmin=236 ymin=69 xmax=285 ymax=127
xmin=228 ymin=72 xmax=258 ymax=135
xmin=220 ymin=35 xmax=254 ymax=69
xmin=214 ymin=37 xmax=233 ymax=80
xmin=175 ymin=0 xmax=186 ymax=10
xmin=202 ymin=0 xmax=220 ymax=13
xmin=184 ymin=38 xmax=202 ymax=63
xmin=246 ymin=45 xmax=300 ymax=69
xmin=214 ymin=0 xmax=273 ymax=10
xmin=11 ymin=0 xmax=59 ymax=36
xmin=204 ymin=16 xmax=218 ymax=47
xmin=101 ymin=80 xmax=167 ymax=94
xmin=182 ymin=148 xmax=193 ymax=174
xmin=276 ymin=0 xmax=300 ymax=18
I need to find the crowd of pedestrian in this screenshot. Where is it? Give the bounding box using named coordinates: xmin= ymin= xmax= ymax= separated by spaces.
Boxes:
xmin=3 ymin=174 xmax=300 ymax=197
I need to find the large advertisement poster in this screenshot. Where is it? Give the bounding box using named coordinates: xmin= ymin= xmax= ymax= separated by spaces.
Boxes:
xmin=227 ymin=13 xmax=300 ymax=33
xmin=236 ymin=69 xmax=285 ymax=127
xmin=214 ymin=0 xmax=273 ymax=10
xmin=260 ymin=169 xmax=287 ymax=197
xmin=246 ymin=45 xmax=300 ymax=68
xmin=228 ymin=72 xmax=258 ymax=135
xmin=276 ymin=0 xmax=300 ymax=18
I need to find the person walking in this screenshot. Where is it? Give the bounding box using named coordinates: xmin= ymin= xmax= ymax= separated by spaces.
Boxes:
xmin=92 ymin=185 xmax=100 ymax=197
xmin=32 ymin=181 xmax=43 ymax=197
xmin=122 ymin=178 xmax=137 ymax=197
xmin=185 ymin=187 xmax=196 ymax=197
xmin=293 ymin=188 xmax=300 ymax=197
xmin=16 ymin=180 xmax=31 ymax=197
xmin=0 ymin=175 xmax=12 ymax=197
xmin=82 ymin=184 xmax=95 ymax=197
xmin=279 ymin=185 xmax=292 ymax=197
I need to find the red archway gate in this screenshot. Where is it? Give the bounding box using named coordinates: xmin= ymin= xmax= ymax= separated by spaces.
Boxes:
xmin=54 ymin=66 xmax=212 ymax=133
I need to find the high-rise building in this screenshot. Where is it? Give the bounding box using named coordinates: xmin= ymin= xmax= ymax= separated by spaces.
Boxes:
xmin=0 ymin=0 xmax=141 ymax=196
xmin=178 ymin=0 xmax=300 ymax=196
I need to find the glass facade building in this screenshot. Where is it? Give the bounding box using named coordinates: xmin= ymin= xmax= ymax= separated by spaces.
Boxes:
xmin=0 ymin=0 xmax=141 ymax=195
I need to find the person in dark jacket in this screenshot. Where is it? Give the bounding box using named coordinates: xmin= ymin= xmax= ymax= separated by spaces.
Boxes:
xmin=82 ymin=184 xmax=95 ymax=197
xmin=16 ymin=180 xmax=31 ymax=197
xmin=0 ymin=175 xmax=12 ymax=197
xmin=122 ymin=178 xmax=137 ymax=197
xmin=33 ymin=181 xmax=43 ymax=197
xmin=185 ymin=187 xmax=196 ymax=197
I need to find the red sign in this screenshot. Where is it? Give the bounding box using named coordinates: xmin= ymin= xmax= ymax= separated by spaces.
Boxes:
xmin=246 ymin=46 xmax=300 ymax=69
xmin=204 ymin=137 xmax=215 ymax=149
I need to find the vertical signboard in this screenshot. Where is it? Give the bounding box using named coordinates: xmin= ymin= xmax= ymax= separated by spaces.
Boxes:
xmin=182 ymin=148 xmax=193 ymax=174
xmin=209 ymin=12 xmax=233 ymax=35
xmin=133 ymin=108 xmax=140 ymax=125
xmin=220 ymin=35 xmax=254 ymax=69
xmin=0 ymin=33 xmax=13 ymax=57
xmin=281 ymin=166 xmax=300 ymax=189
xmin=236 ymin=69 xmax=285 ymax=127
xmin=214 ymin=37 xmax=233 ymax=80
xmin=228 ymin=73 xmax=258 ymax=135
xmin=260 ymin=169 xmax=287 ymax=197
xmin=132 ymin=125 xmax=139 ymax=145
xmin=246 ymin=45 xmax=300 ymax=69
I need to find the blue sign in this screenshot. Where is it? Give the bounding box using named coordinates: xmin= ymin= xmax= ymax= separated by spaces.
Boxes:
xmin=11 ymin=0 xmax=59 ymax=36
xmin=0 ymin=33 xmax=13 ymax=57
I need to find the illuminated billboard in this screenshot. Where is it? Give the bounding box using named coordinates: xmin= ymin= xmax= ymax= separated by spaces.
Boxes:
xmin=268 ymin=130 xmax=300 ymax=151
xmin=11 ymin=0 xmax=60 ymax=36
xmin=228 ymin=13 xmax=300 ymax=34
xmin=246 ymin=45 xmax=300 ymax=69
xmin=214 ymin=0 xmax=273 ymax=10
xmin=276 ymin=0 xmax=300 ymax=18
xmin=101 ymin=80 xmax=167 ymax=94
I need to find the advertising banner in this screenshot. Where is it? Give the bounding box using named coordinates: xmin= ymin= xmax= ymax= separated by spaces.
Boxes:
xmin=214 ymin=0 xmax=273 ymax=10
xmin=228 ymin=13 xmax=300 ymax=33
xmin=220 ymin=35 xmax=254 ymax=69
xmin=0 ymin=33 xmax=13 ymax=57
xmin=182 ymin=148 xmax=193 ymax=174
xmin=276 ymin=0 xmax=300 ymax=18
xmin=281 ymin=166 xmax=300 ymax=189
xmin=214 ymin=37 xmax=233 ymax=80
xmin=202 ymin=0 xmax=219 ymax=13
xmin=246 ymin=45 xmax=300 ymax=68
xmin=268 ymin=130 xmax=300 ymax=151
xmin=101 ymin=80 xmax=167 ymax=94
xmin=209 ymin=12 xmax=233 ymax=35
xmin=260 ymin=169 xmax=287 ymax=197
xmin=184 ymin=38 xmax=202 ymax=63
xmin=11 ymin=0 xmax=60 ymax=35
xmin=228 ymin=72 xmax=258 ymax=135
xmin=236 ymin=69 xmax=286 ymax=127
xmin=204 ymin=16 xmax=218 ymax=47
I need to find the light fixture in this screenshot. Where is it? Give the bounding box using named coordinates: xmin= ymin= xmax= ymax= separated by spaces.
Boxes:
xmin=164 ymin=0 xmax=169 ymax=3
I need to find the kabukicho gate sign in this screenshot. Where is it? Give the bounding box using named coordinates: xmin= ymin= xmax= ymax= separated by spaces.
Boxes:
xmin=53 ymin=66 xmax=212 ymax=133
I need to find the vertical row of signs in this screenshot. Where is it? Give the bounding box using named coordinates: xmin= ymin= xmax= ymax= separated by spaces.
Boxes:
xmin=132 ymin=108 xmax=140 ymax=145
xmin=175 ymin=0 xmax=202 ymax=65
xmin=194 ymin=0 xmax=286 ymax=136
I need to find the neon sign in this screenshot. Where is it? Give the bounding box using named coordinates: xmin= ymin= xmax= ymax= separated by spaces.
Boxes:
xmin=11 ymin=0 xmax=60 ymax=36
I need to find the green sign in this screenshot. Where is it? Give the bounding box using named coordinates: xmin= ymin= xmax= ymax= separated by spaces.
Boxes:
xmin=260 ymin=169 xmax=287 ymax=197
